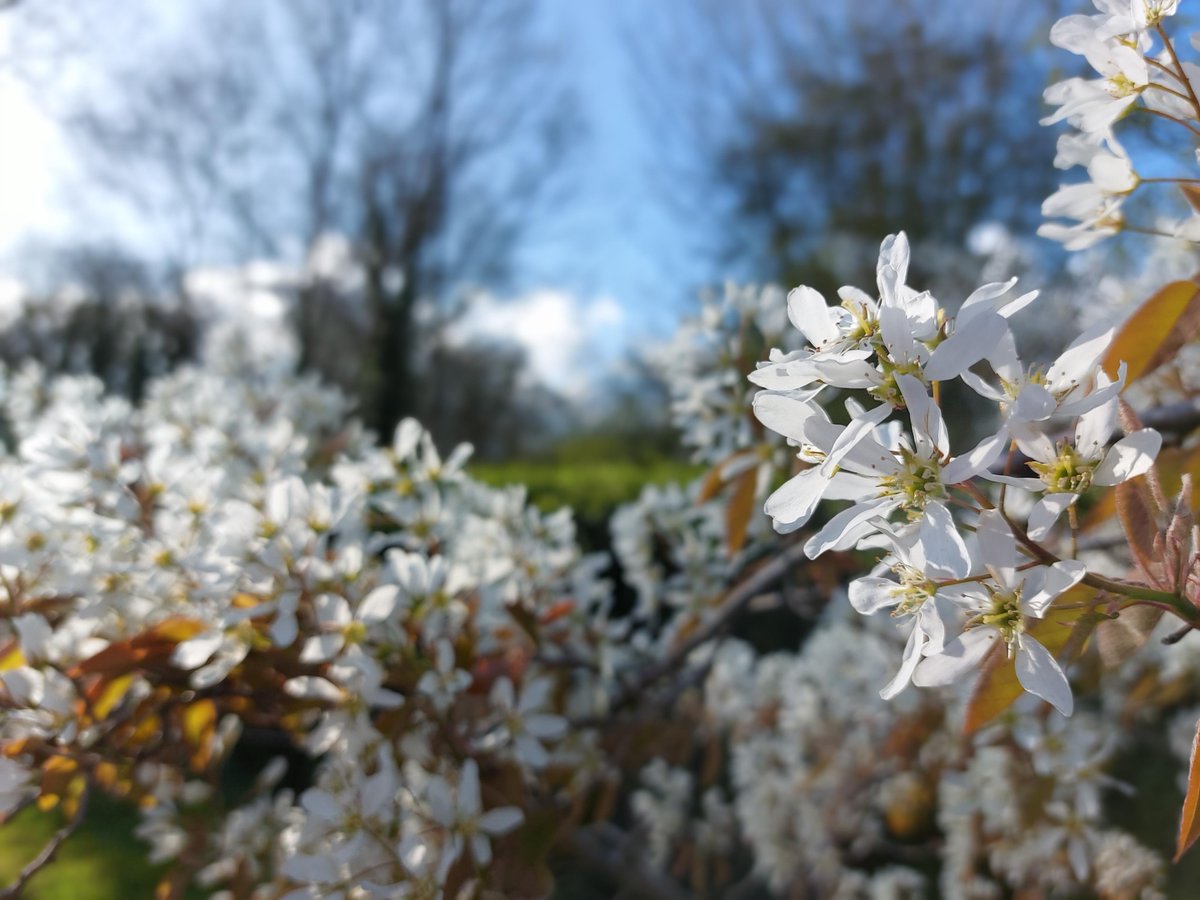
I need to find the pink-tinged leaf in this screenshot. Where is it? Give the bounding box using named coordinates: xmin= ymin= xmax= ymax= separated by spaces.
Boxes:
xmin=1096 ymin=605 xmax=1164 ymax=669
xmin=1120 ymin=399 xmax=1168 ymax=511
xmin=1116 ymin=479 xmax=1161 ymax=579
xmin=1167 ymin=477 xmax=1195 ymax=593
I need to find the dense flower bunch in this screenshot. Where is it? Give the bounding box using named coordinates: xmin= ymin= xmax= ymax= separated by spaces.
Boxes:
xmin=0 ymin=334 xmax=627 ymax=897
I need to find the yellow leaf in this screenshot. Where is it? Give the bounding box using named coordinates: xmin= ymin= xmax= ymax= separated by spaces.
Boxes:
xmin=130 ymin=712 xmax=162 ymax=745
xmin=43 ymin=755 xmax=79 ymax=776
xmin=37 ymin=792 xmax=60 ymax=812
xmin=1177 ymin=715 xmax=1200 ymax=861
xmin=964 ymin=586 xmax=1098 ymax=735
xmin=0 ymin=642 xmax=25 ymax=672
xmin=38 ymin=755 xmax=80 ymax=812
xmin=91 ymin=673 xmax=135 ymax=720
xmin=1102 ymin=281 xmax=1200 ymax=386
xmin=181 ymin=699 xmax=217 ymax=771
xmin=145 ymin=617 xmax=207 ymax=643
xmin=93 ymin=761 xmax=119 ymax=791
xmin=62 ymin=773 xmax=87 ymax=819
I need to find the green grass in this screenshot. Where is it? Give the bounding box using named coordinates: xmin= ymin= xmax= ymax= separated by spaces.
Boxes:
xmin=472 ymin=459 xmax=701 ymax=519
xmin=472 ymin=458 xmax=701 ymax=552
xmin=0 ymin=795 xmax=162 ymax=899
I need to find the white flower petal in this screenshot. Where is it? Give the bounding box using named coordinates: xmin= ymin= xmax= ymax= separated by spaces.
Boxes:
xmin=913 ymin=628 xmax=997 ymax=687
xmin=1027 ymin=493 xmax=1077 ymax=542
xmin=848 ymin=576 xmax=899 ymax=615
xmin=787 ymin=286 xmax=840 ymax=348
xmin=283 ymin=677 xmax=343 ymax=702
xmin=897 ymin=374 xmax=948 ymax=457
xmin=1015 ymin=635 xmax=1074 ymax=716
xmin=880 ymin=626 xmax=924 ymax=700
xmin=478 ymin=805 xmax=524 ymax=836
xmin=752 ymin=392 xmax=818 ymax=444
xmin=764 ymin=468 xmax=827 ymax=529
xmin=976 ymin=509 xmax=1021 ymax=571
xmin=1025 ymin=559 xmax=1087 ymax=616
xmin=918 ymin=501 xmax=970 ymax=580
xmin=925 ymin=311 xmax=1007 ymax=381
xmin=1073 ymin=396 xmax=1117 ymax=459
xmin=172 ymin=631 xmax=225 ymax=670
xmin=942 ymin=429 xmax=1008 ymax=484
xmin=804 ymin=497 xmax=897 ymax=558
xmin=358 ymin=584 xmax=402 ymax=622
xmin=1093 ymin=429 xmax=1161 ymax=485
xmin=458 ymin=759 xmax=481 ymax=816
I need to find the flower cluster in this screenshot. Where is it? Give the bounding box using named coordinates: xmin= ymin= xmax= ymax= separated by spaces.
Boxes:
xmin=751 ymin=231 xmax=1163 ymax=714
xmin=1041 ymin=0 xmax=1200 ymax=246
xmin=0 ymin=333 xmax=624 ymax=897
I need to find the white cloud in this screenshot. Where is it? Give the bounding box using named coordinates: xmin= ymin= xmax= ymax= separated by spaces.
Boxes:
xmin=0 ymin=59 xmax=65 ymax=251
xmin=452 ymin=290 xmax=627 ymax=400
xmin=184 ymin=261 xmax=296 ymax=365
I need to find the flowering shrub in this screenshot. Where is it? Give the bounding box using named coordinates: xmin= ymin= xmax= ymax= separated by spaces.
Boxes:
xmin=8 ymin=2 xmax=1200 ymax=898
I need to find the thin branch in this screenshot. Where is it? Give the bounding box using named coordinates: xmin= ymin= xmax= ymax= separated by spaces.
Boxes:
xmin=1157 ymin=24 xmax=1200 ymax=122
xmin=1141 ymin=106 xmax=1200 ymax=138
xmin=0 ymin=784 xmax=91 ymax=900
xmin=604 ymin=542 xmax=815 ymax=716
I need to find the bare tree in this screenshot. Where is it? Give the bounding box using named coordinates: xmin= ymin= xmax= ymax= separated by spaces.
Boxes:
xmin=11 ymin=0 xmax=576 ymax=441
xmin=629 ymin=0 xmax=1070 ymax=291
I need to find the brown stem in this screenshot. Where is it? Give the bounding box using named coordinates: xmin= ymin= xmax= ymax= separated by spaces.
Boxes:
xmin=1141 ymin=106 xmax=1200 ymax=138
xmin=1157 ymin=24 xmax=1200 ymax=122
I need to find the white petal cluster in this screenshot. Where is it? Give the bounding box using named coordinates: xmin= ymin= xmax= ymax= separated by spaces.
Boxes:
xmin=752 ymin=234 xmax=1160 ymax=713
xmin=0 ymin=337 xmax=620 ymax=896
xmin=1040 ymin=0 xmax=1200 ymax=246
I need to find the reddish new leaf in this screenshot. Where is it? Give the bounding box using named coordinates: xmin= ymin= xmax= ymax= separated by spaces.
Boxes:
xmin=1116 ymin=479 xmax=1161 ymax=577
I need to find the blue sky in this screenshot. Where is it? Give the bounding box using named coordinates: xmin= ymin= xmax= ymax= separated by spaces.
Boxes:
xmin=0 ymin=1 xmax=710 ymax=389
